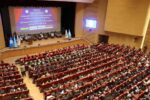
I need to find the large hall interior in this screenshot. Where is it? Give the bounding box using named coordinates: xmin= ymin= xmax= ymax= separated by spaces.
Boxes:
xmin=0 ymin=0 xmax=150 ymax=100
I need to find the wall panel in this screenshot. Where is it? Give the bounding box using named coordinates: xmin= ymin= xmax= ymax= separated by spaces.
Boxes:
xmin=75 ymin=0 xmax=108 ymax=43
xmin=0 ymin=14 xmax=5 ymax=49
xmin=105 ymin=0 xmax=149 ymax=36
xmin=108 ymin=32 xmax=142 ymax=48
xmin=144 ymin=22 xmax=150 ymax=52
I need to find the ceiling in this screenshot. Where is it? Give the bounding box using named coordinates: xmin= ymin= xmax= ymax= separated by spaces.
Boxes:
xmin=38 ymin=0 xmax=95 ymax=3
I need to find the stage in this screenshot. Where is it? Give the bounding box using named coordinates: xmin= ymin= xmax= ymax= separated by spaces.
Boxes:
xmin=0 ymin=37 xmax=90 ymax=60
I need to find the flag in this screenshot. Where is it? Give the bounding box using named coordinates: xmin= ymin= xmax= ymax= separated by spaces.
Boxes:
xmin=68 ymin=29 xmax=72 ymax=39
xmin=9 ymin=37 xmax=14 ymax=48
xmin=65 ymin=29 xmax=68 ymax=39
xmin=17 ymin=35 xmax=21 ymax=46
xmin=13 ymin=36 xmax=18 ymax=48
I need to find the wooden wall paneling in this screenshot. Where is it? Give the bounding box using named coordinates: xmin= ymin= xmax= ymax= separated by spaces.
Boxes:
xmin=1 ymin=39 xmax=90 ymax=59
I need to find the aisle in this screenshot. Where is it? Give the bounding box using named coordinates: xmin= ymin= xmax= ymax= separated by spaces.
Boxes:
xmin=23 ymin=73 xmax=44 ymax=100
xmin=4 ymin=57 xmax=44 ymax=100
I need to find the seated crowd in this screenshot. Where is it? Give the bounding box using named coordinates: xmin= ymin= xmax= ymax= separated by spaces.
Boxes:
xmin=16 ymin=43 xmax=150 ymax=100
xmin=0 ymin=61 xmax=33 ymax=100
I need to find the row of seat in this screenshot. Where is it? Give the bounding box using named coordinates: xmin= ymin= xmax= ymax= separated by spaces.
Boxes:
xmin=55 ymin=62 xmax=134 ymax=99
xmin=16 ymin=43 xmax=150 ymax=100
xmin=35 ymin=53 xmax=116 ymax=85
xmin=40 ymin=58 xmax=120 ymax=92
xmin=56 ymin=57 xmax=138 ymax=99
xmin=24 ymin=45 xmax=94 ymax=82
xmin=114 ymin=75 xmax=150 ymax=100
xmin=16 ymin=44 xmax=86 ymax=64
xmin=0 ymin=62 xmax=33 ymax=100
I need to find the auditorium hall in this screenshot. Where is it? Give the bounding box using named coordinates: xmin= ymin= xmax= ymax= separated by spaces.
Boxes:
xmin=0 ymin=0 xmax=150 ymax=100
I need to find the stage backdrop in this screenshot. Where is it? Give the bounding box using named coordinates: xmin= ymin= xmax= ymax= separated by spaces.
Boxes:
xmin=9 ymin=7 xmax=61 ymax=34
